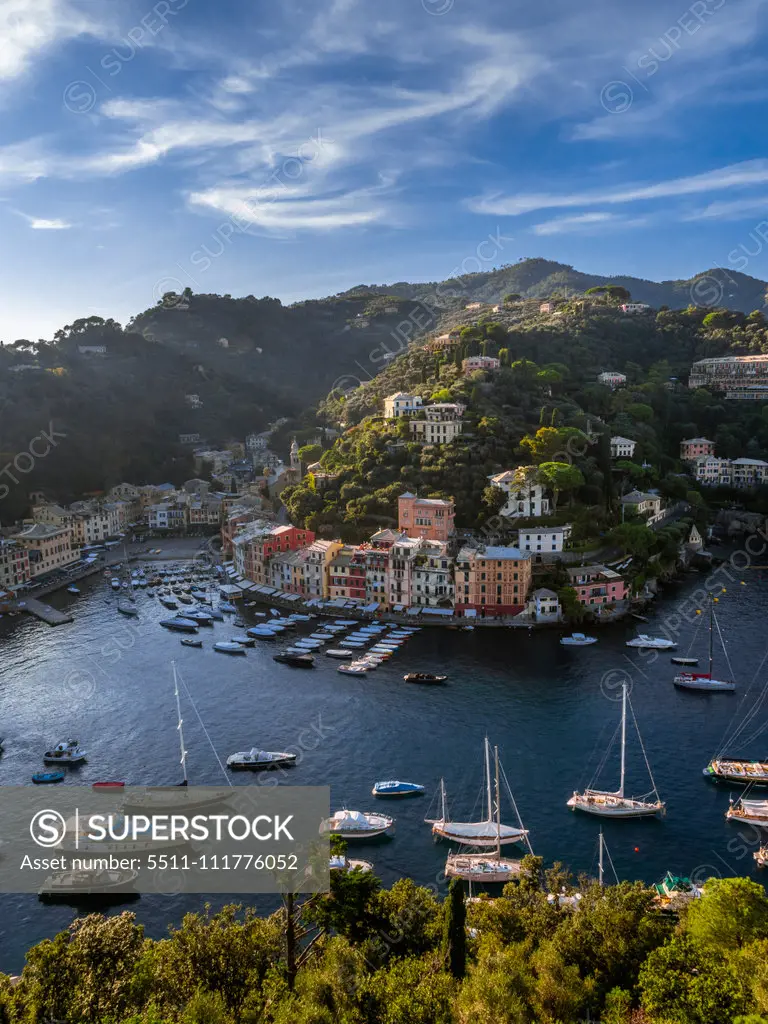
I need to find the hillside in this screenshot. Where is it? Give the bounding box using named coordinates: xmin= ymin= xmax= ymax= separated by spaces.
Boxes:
xmin=283 ymin=302 xmax=768 ymax=544
xmin=339 ymin=258 xmax=768 ymax=313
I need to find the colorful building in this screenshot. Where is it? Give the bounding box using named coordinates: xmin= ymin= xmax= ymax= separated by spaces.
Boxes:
xmin=454 ymin=545 xmax=532 ymax=617
xmin=383 ymin=392 xmax=424 ymax=418
xmin=680 ymin=437 xmax=715 ymax=461
xmin=16 ymin=524 xmax=78 ymax=577
xmin=329 ymin=546 xmax=367 ymax=603
xmin=0 ymin=539 xmax=31 ymax=591
xmin=462 ymin=356 xmax=501 ymax=374
xmin=398 ymin=493 xmax=455 ymax=542
xmin=567 ymin=565 xmax=628 ymax=608
xmin=411 ymin=540 xmax=454 ymax=607
xmin=301 ymin=540 xmax=343 ymax=599
xmin=409 ymin=403 xmax=465 ymax=445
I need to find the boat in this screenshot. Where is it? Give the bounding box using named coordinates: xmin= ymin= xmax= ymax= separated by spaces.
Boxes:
xmin=704 ymin=759 xmax=768 ymax=785
xmin=186 ymin=611 xmax=213 ymax=624
xmin=32 ymin=771 xmax=65 ymax=784
xmin=652 ymin=871 xmax=703 ymax=911
xmin=330 ymin=855 xmax=374 ymax=872
xmin=308 ymin=633 xmax=330 ymax=642
xmin=110 ymin=579 xmax=121 ymax=591
xmin=273 ymin=651 xmax=315 ymax=667
xmin=338 ymin=663 xmax=370 ymax=675
xmin=430 ymin=739 xmax=529 ymax=846
xmin=320 ymin=809 xmax=394 ymax=839
xmin=67 ymin=585 xmax=80 ymax=595
xmin=177 ymin=595 xmax=194 ymax=605
xmin=159 ymin=597 xmax=178 ymax=609
xmin=219 ymin=602 xmax=237 ymax=613
xmin=673 ymin=593 xmax=736 ymax=692
xmin=43 ymin=739 xmax=87 ymax=765
xmin=213 ymin=641 xmax=246 ymax=655
xmin=372 ymin=780 xmax=425 ymax=797
xmin=159 ymin=617 xmax=199 ymax=633
xmin=117 ymin=602 xmax=139 ymax=617
xmin=180 ymin=638 xmax=203 ymax=648
xmin=92 ymin=781 xmax=125 ymax=789
xmin=39 ymin=869 xmax=139 ymax=902
xmin=626 ymin=634 xmax=677 ymax=650
xmin=334 ymin=619 xmax=357 ymax=626
xmin=233 ymin=618 xmax=246 ymax=628
xmin=326 ymin=649 xmax=354 ymax=659
xmin=404 ymin=673 xmax=447 ymax=684
xmin=226 ymin=748 xmax=297 ymax=770
xmin=567 ymin=682 xmax=665 ymax=818
xmin=229 ymin=635 xmax=255 ymax=646
xmin=726 ymin=797 xmax=768 ymax=826
xmin=560 ymin=633 xmax=598 ymax=646
xmin=671 ymin=656 xmax=699 ymax=666
xmin=247 ymin=626 xmax=278 ymax=638
xmin=294 ymin=639 xmax=322 ymax=649
xmin=755 ymin=846 xmax=768 ymax=868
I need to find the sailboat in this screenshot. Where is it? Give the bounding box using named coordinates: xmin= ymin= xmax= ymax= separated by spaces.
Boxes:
xmin=444 ymin=742 xmax=530 ymax=883
xmin=430 ymin=738 xmax=529 ymax=846
xmin=567 ymin=682 xmax=665 ymax=818
xmin=674 ymin=593 xmax=735 ymax=692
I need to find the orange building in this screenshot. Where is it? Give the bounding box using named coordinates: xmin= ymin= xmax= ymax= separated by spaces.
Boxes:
xmin=397 ymin=492 xmax=455 ymax=542
xmin=454 ymin=545 xmax=532 ymax=618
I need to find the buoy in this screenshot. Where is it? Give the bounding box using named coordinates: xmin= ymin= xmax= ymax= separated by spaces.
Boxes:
xmin=696 ymin=609 xmax=701 ymax=615
xmin=634 ymin=847 xmax=640 ymax=853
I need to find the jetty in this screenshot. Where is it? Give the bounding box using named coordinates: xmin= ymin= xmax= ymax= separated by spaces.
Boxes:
xmin=20 ymin=598 xmax=73 ymax=626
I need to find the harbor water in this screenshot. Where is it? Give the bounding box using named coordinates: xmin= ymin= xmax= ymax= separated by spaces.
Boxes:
xmin=0 ymin=565 xmax=767 ymax=971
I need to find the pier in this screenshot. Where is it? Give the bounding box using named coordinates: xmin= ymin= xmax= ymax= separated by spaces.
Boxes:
xmin=20 ymin=598 xmax=73 ymax=626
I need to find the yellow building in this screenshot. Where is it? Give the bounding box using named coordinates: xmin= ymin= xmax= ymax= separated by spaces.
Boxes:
xmin=17 ymin=524 xmax=79 ymax=577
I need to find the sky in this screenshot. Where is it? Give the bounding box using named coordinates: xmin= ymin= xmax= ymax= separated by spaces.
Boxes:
xmin=2 ymin=0 xmax=768 ymax=339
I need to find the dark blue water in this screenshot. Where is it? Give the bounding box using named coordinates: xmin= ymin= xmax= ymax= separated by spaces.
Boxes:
xmin=1 ymin=564 xmax=767 ymax=971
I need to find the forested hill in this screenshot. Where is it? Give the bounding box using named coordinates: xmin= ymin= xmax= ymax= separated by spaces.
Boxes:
xmin=338 ymin=258 xmax=768 ymax=313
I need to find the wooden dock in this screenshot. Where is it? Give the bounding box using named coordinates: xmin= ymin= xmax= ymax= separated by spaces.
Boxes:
xmin=20 ymin=598 xmax=74 ymax=626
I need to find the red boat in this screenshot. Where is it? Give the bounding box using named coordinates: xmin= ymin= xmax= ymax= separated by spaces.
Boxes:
xmin=92 ymin=781 xmax=125 ymax=789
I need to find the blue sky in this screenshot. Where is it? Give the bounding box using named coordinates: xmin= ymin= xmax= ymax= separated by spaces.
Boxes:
xmin=2 ymin=0 xmax=768 ymax=339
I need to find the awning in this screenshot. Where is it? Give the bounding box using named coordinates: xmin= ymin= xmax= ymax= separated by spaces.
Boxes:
xmin=219 ymin=584 xmax=242 ymax=597
xmin=393 ymin=604 xmax=405 ymax=612
xmin=363 ymin=602 xmax=380 ymax=613
xmin=284 ymin=593 xmax=302 ymax=602
xmin=463 ymin=609 xmax=477 ymax=618
xmin=421 ymin=607 xmax=453 ymax=616
xmin=406 ymin=606 xmax=422 ymax=616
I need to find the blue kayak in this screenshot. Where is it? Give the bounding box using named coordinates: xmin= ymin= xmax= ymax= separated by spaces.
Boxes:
xmin=32 ymin=771 xmax=65 ymax=784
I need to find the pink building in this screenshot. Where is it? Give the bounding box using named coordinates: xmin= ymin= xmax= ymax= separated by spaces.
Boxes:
xmin=680 ymin=437 xmax=715 ymax=461
xmin=567 ymin=565 xmax=628 ymax=608
xmin=397 ymin=492 xmax=455 ymax=542
xmin=462 ymin=356 xmax=501 ymax=375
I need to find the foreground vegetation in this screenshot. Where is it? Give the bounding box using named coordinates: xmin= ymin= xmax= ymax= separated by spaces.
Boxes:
xmin=3 ymin=863 xmax=768 ymax=1024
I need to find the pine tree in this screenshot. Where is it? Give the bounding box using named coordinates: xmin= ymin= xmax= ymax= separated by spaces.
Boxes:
xmin=442 ymin=878 xmax=466 ymax=978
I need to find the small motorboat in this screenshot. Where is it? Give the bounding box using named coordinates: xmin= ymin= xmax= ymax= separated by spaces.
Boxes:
xmin=117 ymin=603 xmax=139 ymax=616
xmin=219 ymin=602 xmax=237 ymax=613
xmin=404 ymin=673 xmax=447 ymax=684
xmin=92 ymin=781 xmax=125 ymax=790
xmin=294 ymin=639 xmax=322 ymax=649
xmin=273 ymin=651 xmax=315 ymax=667
xmin=560 ymin=633 xmax=597 ymax=646
xmin=32 ymin=771 xmax=65 ymax=784
xmin=269 ymin=607 xmax=280 ymax=616
xmin=230 ymin=635 xmax=256 ymax=646
xmin=338 ymin=663 xmax=370 ymax=675
xmin=334 ymin=619 xmax=358 ymax=626
xmin=67 ymin=585 xmax=80 ymax=595
xmin=227 ymin=748 xmax=297 ymax=770
xmin=43 ymin=739 xmax=87 ymax=765
xmin=214 ymin=641 xmax=247 ymax=655
xmin=626 ymin=634 xmax=677 ymax=650
xmin=671 ymin=656 xmax=699 ymax=666
xmin=247 ymin=626 xmax=277 ymax=639
xmin=39 ymin=868 xmax=139 ymax=902
xmin=160 ymin=617 xmax=199 ymax=633
xmin=177 ymin=595 xmax=194 ymax=605
xmin=326 ymin=649 xmax=354 ymax=659
xmin=320 ymin=809 xmax=394 ymax=839
xmin=233 ymin=618 xmax=246 ymax=628
xmin=209 ymin=609 xmax=225 ymax=621
xmin=330 ymin=855 xmax=374 ymax=872
xmin=110 ymin=579 xmax=121 ymax=591
xmin=372 ymin=780 xmax=425 ymax=797
xmin=180 ymin=638 xmax=203 ymax=648
xmin=187 ymin=611 xmax=213 ymax=624
xmin=159 ymin=597 xmax=178 ymax=609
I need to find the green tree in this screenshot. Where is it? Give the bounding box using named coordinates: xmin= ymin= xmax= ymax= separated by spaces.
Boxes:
xmin=442 ymin=879 xmax=467 ymax=979
xmin=684 ymin=877 xmax=768 ymax=952
xmin=609 ymin=522 xmax=655 ymax=559
xmin=297 ymin=443 xmax=322 ymax=466
xmin=537 ymin=462 xmax=585 ymax=510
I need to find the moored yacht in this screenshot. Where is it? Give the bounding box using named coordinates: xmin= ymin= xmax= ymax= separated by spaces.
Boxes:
xmin=226 ymin=748 xmax=297 ymax=770
xmin=560 ymin=633 xmax=597 ymax=646
xmin=320 ymin=809 xmax=394 ymax=839
xmin=726 ymin=797 xmax=768 ymax=826
xmin=44 ymin=739 xmax=87 ymax=765
xmin=626 ymin=634 xmax=676 ymax=650
xmin=703 ymin=759 xmax=768 ymax=784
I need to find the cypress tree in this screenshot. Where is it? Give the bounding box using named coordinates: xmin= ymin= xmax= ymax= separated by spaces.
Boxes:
xmin=442 ymin=878 xmax=466 ymax=978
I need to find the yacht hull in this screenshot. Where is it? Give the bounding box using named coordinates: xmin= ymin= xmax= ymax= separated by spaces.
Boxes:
xmin=567 ymin=793 xmax=664 ymax=818
xmin=445 ymin=853 xmax=522 ymax=883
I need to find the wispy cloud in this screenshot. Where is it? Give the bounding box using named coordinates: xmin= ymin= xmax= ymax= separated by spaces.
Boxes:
xmin=469 ymin=160 xmax=768 ymax=217
xmin=28 ymin=217 xmax=72 ymax=230
xmin=0 ymin=0 xmax=103 ymax=81
xmin=532 ymin=212 xmax=622 ymax=235
xmin=681 ymin=196 xmax=768 ymax=222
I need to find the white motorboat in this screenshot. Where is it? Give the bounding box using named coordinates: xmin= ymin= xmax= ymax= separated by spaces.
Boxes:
xmin=567 ymin=682 xmax=665 ymax=818
xmin=626 ymin=634 xmax=676 ymax=650
xmin=43 ymin=739 xmax=87 ymax=765
xmin=338 ymin=663 xmax=369 ymax=675
xmin=334 ymin=619 xmax=358 ymax=626
xmin=320 ymin=809 xmax=393 ymax=839
xmin=247 ymin=626 xmax=278 ymax=639
xmin=39 ymin=869 xmax=139 ymax=901
xmin=67 ymin=585 xmax=80 ymax=595
xmin=326 ymin=649 xmax=354 ymax=659
xmin=329 ymin=855 xmax=373 ymax=872
xmin=229 ymin=635 xmax=255 ymax=646
xmin=110 ymin=579 xmax=121 ymax=591
xmin=295 ymin=639 xmax=322 ymax=649
xmin=560 ymin=633 xmax=598 ymax=647
xmin=372 ymin=780 xmax=425 ymax=797
xmin=213 ymin=642 xmax=247 ymax=655
xmin=227 ymin=748 xmax=297 ymax=770
xmin=308 ymin=633 xmax=331 ymax=642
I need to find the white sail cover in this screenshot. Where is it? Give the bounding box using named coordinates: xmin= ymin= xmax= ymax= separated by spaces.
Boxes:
xmin=432 ymin=819 xmax=527 ymax=846
xmin=740 ymin=800 xmax=768 ymax=815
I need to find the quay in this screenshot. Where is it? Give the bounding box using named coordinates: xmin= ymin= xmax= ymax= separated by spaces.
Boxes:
xmin=20 ymin=598 xmax=73 ymax=626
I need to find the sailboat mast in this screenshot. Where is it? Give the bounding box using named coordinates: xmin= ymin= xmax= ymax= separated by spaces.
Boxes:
xmin=494 ymin=745 xmax=501 ymax=859
xmin=484 ymin=736 xmax=492 ymax=822
xmin=172 ymin=662 xmax=188 ymax=785
xmin=598 ymin=830 xmax=604 ymax=887
xmin=619 ymin=682 xmax=627 ymax=799
xmin=708 ymin=592 xmax=714 ymax=677
xmin=440 ymin=778 xmax=446 ymax=821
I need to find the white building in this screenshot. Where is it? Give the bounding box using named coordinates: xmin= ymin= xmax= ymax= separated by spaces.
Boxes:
xmin=620 ymin=303 xmax=651 ymax=314
xmin=692 ymin=456 xmax=732 ymax=487
xmin=527 ymin=587 xmax=562 ymax=622
xmin=409 ymin=403 xmax=465 ymax=445
xmin=410 ymin=540 xmax=454 ymax=608
xmin=731 ymin=458 xmax=768 ymax=488
xmin=384 ymin=392 xmax=423 ymax=418
xmin=610 ymin=436 xmax=636 ymax=459
xmin=489 ymin=470 xmax=551 ymax=519
xmin=516 ymin=525 xmax=570 ymax=555
xmin=598 ymin=371 xmax=627 ymax=389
